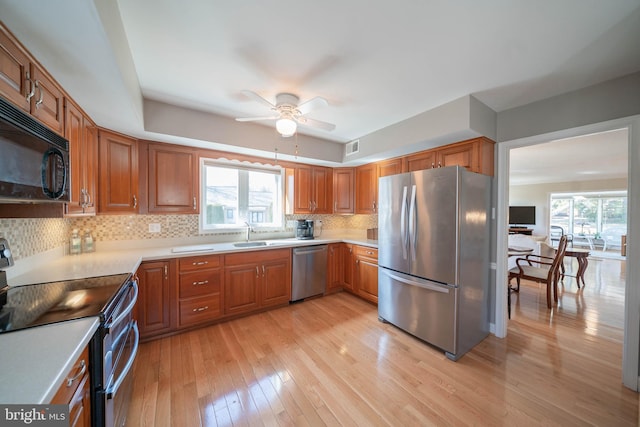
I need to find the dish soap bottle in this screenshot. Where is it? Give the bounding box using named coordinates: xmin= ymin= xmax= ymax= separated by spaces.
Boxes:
xmin=83 ymin=229 xmax=95 ymax=253
xmin=70 ymin=229 xmax=81 ymax=255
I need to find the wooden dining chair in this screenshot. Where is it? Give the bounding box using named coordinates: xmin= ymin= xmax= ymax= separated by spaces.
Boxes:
xmin=508 ymin=235 xmax=568 ymax=309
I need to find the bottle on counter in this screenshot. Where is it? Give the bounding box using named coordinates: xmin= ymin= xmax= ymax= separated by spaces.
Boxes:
xmin=83 ymin=229 xmax=95 ymax=253
xmin=70 ymin=229 xmax=81 ymax=255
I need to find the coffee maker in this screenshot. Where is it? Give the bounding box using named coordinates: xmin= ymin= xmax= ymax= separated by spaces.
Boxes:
xmin=295 ymin=220 xmax=314 ymax=240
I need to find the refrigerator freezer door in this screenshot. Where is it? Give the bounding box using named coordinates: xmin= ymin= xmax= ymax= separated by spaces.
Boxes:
xmin=378 ymin=173 xmax=411 ymax=273
xmin=378 ymin=267 xmax=457 ymax=355
xmin=410 ymin=167 xmax=459 ymax=285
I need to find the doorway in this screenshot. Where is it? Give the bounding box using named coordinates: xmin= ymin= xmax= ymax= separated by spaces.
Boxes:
xmin=495 ymin=116 xmax=640 ymax=391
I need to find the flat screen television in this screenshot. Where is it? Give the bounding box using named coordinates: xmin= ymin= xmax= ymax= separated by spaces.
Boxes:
xmin=509 ymin=206 xmax=536 ymax=226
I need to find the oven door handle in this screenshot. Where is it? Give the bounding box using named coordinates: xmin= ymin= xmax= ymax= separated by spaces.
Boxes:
xmin=106 ymin=281 xmax=138 ymax=331
xmin=106 ymin=321 xmax=139 ymax=400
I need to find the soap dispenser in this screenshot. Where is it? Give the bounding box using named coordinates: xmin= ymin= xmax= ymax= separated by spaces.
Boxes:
xmin=83 ymin=229 xmax=95 ymax=253
xmin=70 ymin=229 xmax=81 ymax=255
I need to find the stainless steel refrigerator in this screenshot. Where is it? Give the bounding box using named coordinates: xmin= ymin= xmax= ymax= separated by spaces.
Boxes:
xmin=378 ymin=166 xmax=491 ymax=361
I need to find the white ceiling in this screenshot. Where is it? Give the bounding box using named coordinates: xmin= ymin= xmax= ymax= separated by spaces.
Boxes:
xmin=509 ymin=128 xmax=629 ymax=185
xmin=0 ymin=1 xmax=639 ymax=163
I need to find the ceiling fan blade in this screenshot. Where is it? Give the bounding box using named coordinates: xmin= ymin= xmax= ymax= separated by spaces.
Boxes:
xmin=297 ymin=96 xmax=328 ymax=115
xmin=297 ymin=116 xmax=336 ymax=131
xmin=235 ymin=115 xmax=279 ymax=122
xmin=241 ymin=90 xmax=275 ymax=109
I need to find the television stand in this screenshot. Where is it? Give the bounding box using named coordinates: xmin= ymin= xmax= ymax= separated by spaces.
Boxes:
xmin=509 ymin=227 xmax=533 ymax=235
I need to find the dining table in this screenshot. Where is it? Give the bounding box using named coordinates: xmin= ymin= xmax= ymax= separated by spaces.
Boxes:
xmin=560 ymin=247 xmax=590 ymax=287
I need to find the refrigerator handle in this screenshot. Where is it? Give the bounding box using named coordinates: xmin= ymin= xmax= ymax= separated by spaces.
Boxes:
xmin=408 ymin=184 xmax=417 ymax=261
xmin=400 ymin=186 xmax=408 ymax=260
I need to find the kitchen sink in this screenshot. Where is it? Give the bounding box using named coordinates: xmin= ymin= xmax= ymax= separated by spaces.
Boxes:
xmin=233 ymin=241 xmax=268 ymax=248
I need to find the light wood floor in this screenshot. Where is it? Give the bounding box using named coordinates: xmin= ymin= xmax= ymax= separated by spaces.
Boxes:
xmin=127 ymin=257 xmax=638 ymax=426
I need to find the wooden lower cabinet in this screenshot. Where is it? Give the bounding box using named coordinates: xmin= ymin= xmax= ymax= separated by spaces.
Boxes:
xmin=136 ymin=260 xmax=173 ymax=340
xmin=51 ymin=346 xmax=90 ymax=427
xmin=224 ymin=249 xmax=291 ymax=316
xmin=177 ymin=254 xmax=223 ymax=328
xmin=327 ymin=243 xmax=344 ymax=293
xmin=353 ymin=246 xmax=378 ymax=304
xmin=343 ymin=244 xmax=355 ymax=292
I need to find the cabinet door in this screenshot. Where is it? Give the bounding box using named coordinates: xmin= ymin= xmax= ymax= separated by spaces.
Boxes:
xmin=0 ymin=26 xmax=30 ymax=111
xmin=377 ymin=158 xmax=403 ymax=177
xmin=261 ymin=256 xmax=291 ymax=307
xmin=224 ymin=263 xmax=260 ymax=315
xmin=64 ymin=100 xmax=97 ymax=216
xmin=98 ymin=130 xmax=139 ymax=213
xmin=343 ymin=244 xmax=354 ymax=291
xmin=30 ymin=65 xmax=64 ymax=135
xmin=136 ymin=261 xmax=172 ymax=339
xmin=404 ymin=150 xmax=436 ymax=172
xmin=312 ymin=166 xmax=333 ymax=214
xmin=327 ymin=243 xmax=344 ymax=293
xmin=435 ymin=141 xmax=477 ymax=171
xmin=65 ymin=100 xmax=84 ymax=216
xmin=355 ymin=163 xmax=378 ymax=214
xmin=355 ymin=253 xmax=378 ymax=304
xmin=333 ymin=168 xmax=354 ymax=214
xmin=148 ymin=143 xmax=198 ymax=214
xmin=292 ymin=166 xmax=313 ymax=213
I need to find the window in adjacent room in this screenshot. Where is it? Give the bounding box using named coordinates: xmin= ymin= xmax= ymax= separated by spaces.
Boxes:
xmin=200 ymin=159 xmax=284 ymax=232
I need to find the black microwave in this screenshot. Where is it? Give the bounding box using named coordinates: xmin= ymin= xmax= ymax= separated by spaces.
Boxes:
xmin=0 ymin=96 xmax=69 ymax=202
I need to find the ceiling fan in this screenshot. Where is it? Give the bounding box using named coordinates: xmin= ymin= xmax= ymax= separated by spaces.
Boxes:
xmin=235 ymin=90 xmax=336 ymax=137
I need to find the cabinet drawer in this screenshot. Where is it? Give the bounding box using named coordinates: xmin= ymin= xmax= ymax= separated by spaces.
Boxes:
xmin=179 ymin=254 xmax=221 ymax=271
xmin=51 ymin=346 xmax=89 ymax=405
xmin=178 ymin=269 xmax=221 ymax=298
xmin=355 ymin=246 xmax=378 ymax=260
xmin=178 ymin=294 xmax=222 ymax=327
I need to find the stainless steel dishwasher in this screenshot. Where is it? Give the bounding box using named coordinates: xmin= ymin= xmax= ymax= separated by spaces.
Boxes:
xmin=291 ymin=245 xmax=327 ymax=301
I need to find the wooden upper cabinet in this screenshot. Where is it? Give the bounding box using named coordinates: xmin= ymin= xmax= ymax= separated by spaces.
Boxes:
xmin=98 ymin=129 xmax=139 ymax=214
xmin=30 ymin=65 xmax=64 ymax=135
xmin=403 ymin=137 xmax=495 ymax=175
xmin=65 ymin=99 xmax=97 ymax=216
xmin=377 ymin=158 xmax=403 ymax=177
xmin=355 ymin=163 xmax=378 ymax=214
xmin=0 ymin=25 xmax=30 ymax=111
xmin=0 ymin=24 xmax=64 ymax=135
xmin=404 ymin=150 xmax=437 ymax=172
xmin=333 ymin=168 xmax=354 ymax=214
xmin=148 ymin=143 xmax=198 ymax=214
xmin=289 ymin=165 xmax=333 ymax=214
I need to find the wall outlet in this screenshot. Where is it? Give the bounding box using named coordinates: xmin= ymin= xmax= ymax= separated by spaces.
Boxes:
xmin=148 ymin=223 xmax=161 ymax=233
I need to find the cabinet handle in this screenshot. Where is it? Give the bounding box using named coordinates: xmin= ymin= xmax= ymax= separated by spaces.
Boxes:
xmin=334 ymin=201 xmax=337 ymax=212
xmin=193 ymin=261 xmax=208 ymax=266
xmin=193 ymin=197 xmax=197 ymax=210
xmin=25 ymin=71 xmax=35 ymax=102
xmin=309 ymin=201 xmax=312 ymax=211
xmin=192 ymin=306 xmax=209 ymax=312
xmin=262 ymin=265 xmax=266 ymax=276
xmin=366 ymin=251 xmax=374 ymax=255
xmin=164 ymin=265 xmax=168 ymax=278
xmin=35 ymin=80 xmax=43 ymax=108
xmin=133 ymin=195 xmax=138 ymax=208
xmin=66 ymin=359 xmax=86 ymax=387
xmin=431 ymin=162 xmax=435 ymax=168
xmin=256 ymin=266 xmax=260 ymax=277
xmin=192 ymin=280 xmax=209 ymax=286
xmin=356 ymin=259 xmax=359 ymax=264
xmin=86 ymin=190 xmax=92 ymax=207
xmin=438 ymin=162 xmax=442 ymax=168
xmin=372 ymin=201 xmax=377 ymax=212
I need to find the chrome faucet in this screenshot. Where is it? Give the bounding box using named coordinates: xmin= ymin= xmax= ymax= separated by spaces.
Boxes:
xmin=244 ymin=221 xmax=253 ymax=242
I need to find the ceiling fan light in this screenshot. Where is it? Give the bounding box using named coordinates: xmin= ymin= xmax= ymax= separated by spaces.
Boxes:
xmin=276 ymin=118 xmax=297 ymax=137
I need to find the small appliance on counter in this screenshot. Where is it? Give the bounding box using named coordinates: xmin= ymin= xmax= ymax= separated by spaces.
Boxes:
xmin=0 ymin=237 xmax=14 ymax=290
xmin=295 ymin=219 xmax=314 ymax=240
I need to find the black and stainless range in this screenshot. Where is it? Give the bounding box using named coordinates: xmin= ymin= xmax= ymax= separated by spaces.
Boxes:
xmin=0 ymin=270 xmax=138 ymax=427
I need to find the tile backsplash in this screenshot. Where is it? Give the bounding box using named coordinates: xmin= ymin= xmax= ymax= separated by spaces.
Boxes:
xmin=0 ymin=213 xmax=377 ymax=261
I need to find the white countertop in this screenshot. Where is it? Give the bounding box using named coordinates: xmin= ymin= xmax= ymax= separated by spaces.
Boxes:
xmin=0 ymin=317 xmax=99 ymax=403
xmin=0 ymin=234 xmax=377 ymax=404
